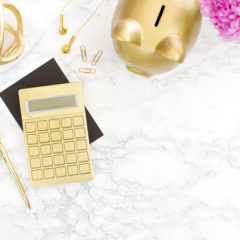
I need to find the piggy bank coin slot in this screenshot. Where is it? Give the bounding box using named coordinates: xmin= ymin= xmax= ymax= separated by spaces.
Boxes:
xmin=155 ymin=5 xmax=165 ymax=27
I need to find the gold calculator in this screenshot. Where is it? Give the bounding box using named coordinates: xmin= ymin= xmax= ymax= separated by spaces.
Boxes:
xmin=19 ymin=83 xmax=93 ymax=187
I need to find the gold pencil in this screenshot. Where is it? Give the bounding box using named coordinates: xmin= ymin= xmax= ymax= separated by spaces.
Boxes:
xmin=0 ymin=136 xmax=31 ymax=210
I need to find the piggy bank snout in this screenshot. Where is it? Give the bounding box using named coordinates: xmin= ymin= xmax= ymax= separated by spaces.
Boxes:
xmin=111 ymin=19 xmax=142 ymax=46
xmin=156 ymin=36 xmax=185 ymax=63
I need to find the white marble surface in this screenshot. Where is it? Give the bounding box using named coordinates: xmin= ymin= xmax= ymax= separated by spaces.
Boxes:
xmin=1 ymin=0 xmax=240 ymax=239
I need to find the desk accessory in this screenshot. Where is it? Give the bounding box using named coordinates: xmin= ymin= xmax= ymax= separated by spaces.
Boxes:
xmin=60 ymin=0 xmax=105 ymax=54
xmin=0 ymin=0 xmax=24 ymax=65
xmin=0 ymin=136 xmax=31 ymax=209
xmin=78 ymin=47 xmax=103 ymax=74
xmin=111 ymin=0 xmax=202 ymax=77
xmin=0 ymin=14 xmax=43 ymax=74
xmin=200 ymin=0 xmax=240 ymax=42
xmin=91 ymin=50 xmax=103 ymax=66
xmin=19 ymin=83 xmax=93 ymax=187
xmin=78 ymin=67 xmax=96 ymax=74
xmin=80 ymin=45 xmax=87 ymax=62
xmin=0 ymin=59 xmax=103 ymax=144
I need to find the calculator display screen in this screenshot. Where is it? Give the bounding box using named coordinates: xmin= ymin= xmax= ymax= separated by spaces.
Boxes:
xmin=27 ymin=95 xmax=78 ymax=113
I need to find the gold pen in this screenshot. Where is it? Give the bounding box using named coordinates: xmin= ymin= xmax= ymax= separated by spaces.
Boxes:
xmin=0 ymin=136 xmax=31 ymax=210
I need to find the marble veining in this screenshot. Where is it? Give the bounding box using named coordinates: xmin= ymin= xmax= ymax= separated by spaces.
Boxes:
xmin=1 ymin=0 xmax=240 ymax=239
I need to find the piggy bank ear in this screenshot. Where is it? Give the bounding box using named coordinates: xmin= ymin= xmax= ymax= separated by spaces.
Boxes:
xmin=155 ymin=36 xmax=185 ymax=63
xmin=111 ymin=19 xmax=142 ymax=46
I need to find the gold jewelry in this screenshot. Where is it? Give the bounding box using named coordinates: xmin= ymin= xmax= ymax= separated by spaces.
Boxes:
xmin=0 ymin=0 xmax=24 ymax=65
xmin=61 ymin=0 xmax=105 ymax=54
xmin=58 ymin=0 xmax=73 ymax=35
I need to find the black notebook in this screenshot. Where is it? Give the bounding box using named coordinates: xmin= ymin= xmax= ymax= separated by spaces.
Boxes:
xmin=0 ymin=59 xmax=103 ymax=144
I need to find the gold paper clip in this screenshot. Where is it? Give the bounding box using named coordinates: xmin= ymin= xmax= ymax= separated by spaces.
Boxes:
xmin=80 ymin=45 xmax=87 ymax=62
xmin=91 ymin=50 xmax=103 ymax=66
xmin=78 ymin=68 xmax=96 ymax=74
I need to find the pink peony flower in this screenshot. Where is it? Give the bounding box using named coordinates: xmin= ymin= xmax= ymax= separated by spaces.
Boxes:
xmin=200 ymin=0 xmax=240 ymax=42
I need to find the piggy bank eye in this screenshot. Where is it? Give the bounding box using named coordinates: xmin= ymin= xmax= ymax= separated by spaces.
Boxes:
xmin=155 ymin=5 xmax=165 ymax=27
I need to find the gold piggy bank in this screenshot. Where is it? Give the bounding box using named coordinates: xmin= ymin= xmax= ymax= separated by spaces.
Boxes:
xmin=111 ymin=0 xmax=202 ymax=77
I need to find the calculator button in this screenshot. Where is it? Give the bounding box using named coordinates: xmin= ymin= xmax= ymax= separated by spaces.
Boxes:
xmin=37 ymin=121 xmax=48 ymax=131
xmin=79 ymin=164 xmax=90 ymax=174
xmin=65 ymin=142 xmax=75 ymax=152
xmin=52 ymin=143 xmax=63 ymax=153
xmin=56 ymin=167 xmax=66 ymax=177
xmin=30 ymin=158 xmax=41 ymax=168
xmin=25 ymin=112 xmax=92 ymax=185
xmin=25 ymin=122 xmax=36 ymax=133
xmin=39 ymin=133 xmax=50 ymax=143
xmin=32 ymin=170 xmax=43 ymax=180
xmin=29 ymin=146 xmax=39 ymax=157
xmin=68 ymin=165 xmax=78 ymax=176
xmin=66 ymin=153 xmax=77 ymax=164
xmin=51 ymin=131 xmax=62 ymax=142
xmin=42 ymin=156 xmax=53 ymax=167
xmin=78 ymin=152 xmax=89 ymax=162
xmin=76 ymin=140 xmax=87 ymax=151
xmin=49 ymin=119 xmax=60 ymax=130
xmin=63 ymin=130 xmax=74 ymax=140
xmin=73 ymin=116 xmax=84 ymax=126
xmin=61 ymin=118 xmax=72 ymax=128
xmin=75 ymin=128 xmax=86 ymax=138
xmin=54 ymin=155 xmax=65 ymax=165
xmin=27 ymin=134 xmax=38 ymax=145
xmin=44 ymin=168 xmax=55 ymax=179
xmin=40 ymin=145 xmax=51 ymax=155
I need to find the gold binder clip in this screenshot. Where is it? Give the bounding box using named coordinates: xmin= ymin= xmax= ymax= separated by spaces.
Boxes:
xmin=78 ymin=68 xmax=96 ymax=74
xmin=91 ymin=50 xmax=103 ymax=66
xmin=80 ymin=45 xmax=87 ymax=62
